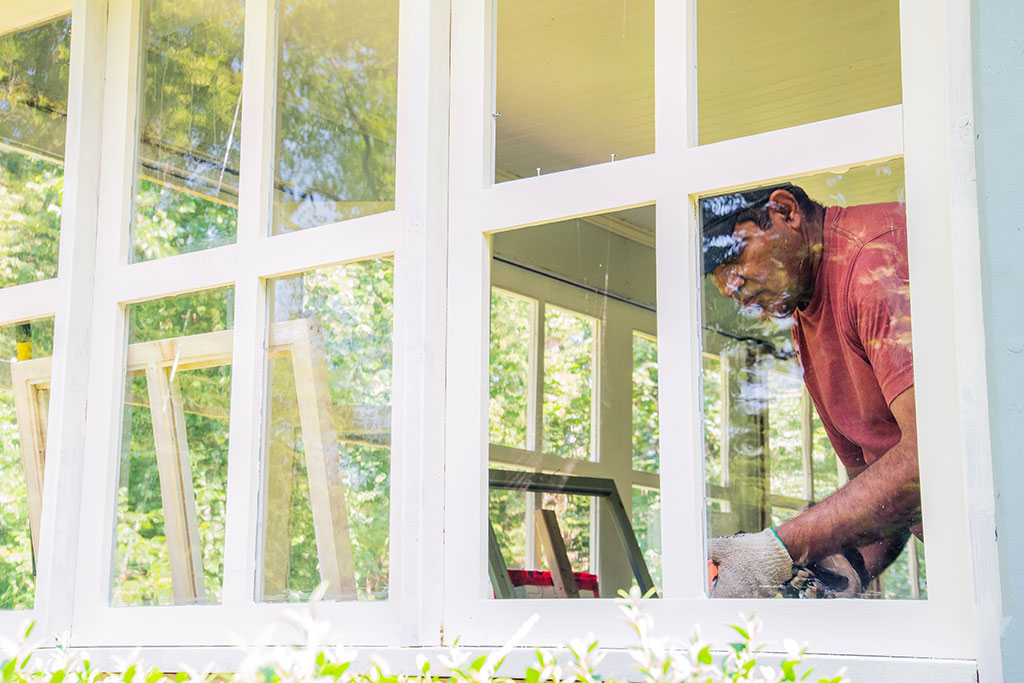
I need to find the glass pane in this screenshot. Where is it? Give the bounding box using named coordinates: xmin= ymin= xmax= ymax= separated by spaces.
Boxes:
xmin=767 ymin=362 xmax=806 ymax=500
xmin=487 ymin=206 xmax=659 ymax=599
xmin=0 ymin=318 xmax=54 ymax=610
xmin=113 ymin=288 xmax=234 ymax=606
xmin=632 ymin=487 xmax=661 ymax=591
xmin=132 ymin=0 xmax=245 ymax=262
xmin=259 ymin=259 xmax=393 ymax=602
xmin=543 ymin=306 xmax=595 ymax=460
xmin=699 ymin=160 xmax=925 ymax=599
xmin=697 ymin=0 xmax=901 ymax=145
xmin=490 ymin=290 xmax=535 ymax=449
xmin=494 ymin=0 xmax=653 ymax=181
xmin=0 ymin=17 xmax=71 ymax=288
xmin=272 ymin=0 xmax=399 ymax=234
xmin=702 ymin=354 xmax=724 ymax=487
xmin=631 ymin=334 xmax=658 ymax=473
xmin=811 ymin=410 xmax=841 ymax=500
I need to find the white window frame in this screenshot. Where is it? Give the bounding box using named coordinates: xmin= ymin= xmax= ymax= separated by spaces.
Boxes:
xmin=0 ymin=0 xmax=100 ymax=642
xmin=444 ymin=0 xmax=998 ymax=673
xmin=63 ymin=0 xmax=449 ymax=649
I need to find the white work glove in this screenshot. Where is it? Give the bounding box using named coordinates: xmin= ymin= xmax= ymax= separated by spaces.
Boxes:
xmin=708 ymin=529 xmax=793 ymax=598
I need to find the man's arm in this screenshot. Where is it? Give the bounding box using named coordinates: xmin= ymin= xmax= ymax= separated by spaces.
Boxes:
xmin=776 ymin=387 xmax=920 ymax=566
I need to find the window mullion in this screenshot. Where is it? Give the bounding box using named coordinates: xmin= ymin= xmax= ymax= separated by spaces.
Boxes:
xmin=220 ymin=0 xmax=276 ymax=607
xmin=33 ymin=0 xmax=107 ymax=639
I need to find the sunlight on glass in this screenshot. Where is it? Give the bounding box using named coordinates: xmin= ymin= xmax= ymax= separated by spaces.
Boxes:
xmin=272 ymin=0 xmax=398 ymax=233
xmin=0 ymin=319 xmax=54 ymax=610
xmin=132 ymin=0 xmax=244 ymax=261
xmin=489 ymin=290 xmax=534 ymax=449
xmin=260 ymin=260 xmax=393 ymax=602
xmin=0 ymin=17 xmax=71 ymax=288
xmin=543 ymin=307 xmax=594 ymax=459
xmin=113 ymin=288 xmax=234 ymax=606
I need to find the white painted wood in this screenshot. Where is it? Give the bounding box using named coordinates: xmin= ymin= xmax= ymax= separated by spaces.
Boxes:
xmin=0 ymin=0 xmax=70 ymax=33
xmin=219 ymin=0 xmax=275 ymax=611
xmin=0 ymin=281 xmax=58 ymax=326
xmin=33 ymin=0 xmax=109 ymax=640
xmin=902 ymin=0 xmax=1001 ymax=678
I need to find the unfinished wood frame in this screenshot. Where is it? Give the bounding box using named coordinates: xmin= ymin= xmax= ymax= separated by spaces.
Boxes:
xmin=9 ymin=357 xmax=52 ymax=559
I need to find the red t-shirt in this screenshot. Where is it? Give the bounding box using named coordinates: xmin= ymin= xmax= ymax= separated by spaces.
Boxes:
xmin=792 ymin=203 xmax=914 ymax=469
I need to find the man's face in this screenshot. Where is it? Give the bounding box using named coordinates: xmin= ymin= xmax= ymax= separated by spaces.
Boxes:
xmin=710 ymin=216 xmax=811 ymax=320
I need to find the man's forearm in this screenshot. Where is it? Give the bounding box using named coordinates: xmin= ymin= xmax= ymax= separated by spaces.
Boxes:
xmin=775 ymin=444 xmax=921 ymax=566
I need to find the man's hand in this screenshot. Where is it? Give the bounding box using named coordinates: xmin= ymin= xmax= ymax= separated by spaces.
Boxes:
xmin=708 ymin=529 xmax=793 ymax=598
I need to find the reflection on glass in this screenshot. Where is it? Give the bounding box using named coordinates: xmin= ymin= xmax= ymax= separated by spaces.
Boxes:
xmin=487 ymin=206 xmax=660 ymax=599
xmin=272 ymin=0 xmax=398 ymax=234
xmin=113 ymin=288 xmax=234 ymax=606
xmin=0 ymin=319 xmax=54 ymax=610
xmin=132 ymin=0 xmax=245 ymax=262
xmin=700 ymin=161 xmax=925 ymax=600
xmin=494 ymin=0 xmax=653 ymax=181
xmin=697 ymin=0 xmax=901 ymax=144
xmin=490 ymin=290 xmax=534 ymax=449
xmin=0 ymin=17 xmax=71 ymax=288
xmin=631 ymin=334 xmax=658 ymax=473
xmin=259 ymin=260 xmax=393 ymax=602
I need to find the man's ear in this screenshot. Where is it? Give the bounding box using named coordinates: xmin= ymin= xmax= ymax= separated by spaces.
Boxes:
xmin=768 ymin=189 xmax=802 ymax=231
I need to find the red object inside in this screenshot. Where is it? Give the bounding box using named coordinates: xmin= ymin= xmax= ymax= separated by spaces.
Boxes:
xmin=506 ymin=569 xmax=600 ymax=597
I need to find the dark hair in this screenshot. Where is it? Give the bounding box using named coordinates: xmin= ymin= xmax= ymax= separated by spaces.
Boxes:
xmin=701 ymin=184 xmax=818 ymax=275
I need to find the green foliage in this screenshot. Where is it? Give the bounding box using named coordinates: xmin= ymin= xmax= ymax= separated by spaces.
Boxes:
xmin=0 ymin=154 xmax=63 ymax=289
xmin=542 ymin=307 xmax=594 ymax=460
xmin=133 ymin=0 xmax=244 ymax=261
xmin=0 ymin=590 xmax=847 ymax=683
xmin=273 ymin=0 xmax=398 ymax=233
xmin=489 ymin=290 xmax=532 ymax=449
xmin=0 ymin=319 xmax=55 ymax=610
xmin=631 ymin=335 xmax=659 ymax=474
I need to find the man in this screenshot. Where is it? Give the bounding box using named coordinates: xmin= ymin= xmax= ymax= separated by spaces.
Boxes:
xmin=702 ymin=184 xmax=920 ymax=599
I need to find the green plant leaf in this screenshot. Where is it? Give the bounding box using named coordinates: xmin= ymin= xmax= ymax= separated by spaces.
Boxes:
xmin=49 ymin=671 xmax=65 ymax=683
xmin=698 ymin=645 xmax=713 ymax=665
xmin=729 ymin=625 xmax=749 ymax=641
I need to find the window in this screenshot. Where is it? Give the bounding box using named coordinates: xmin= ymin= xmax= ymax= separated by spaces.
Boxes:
xmin=69 ymin=0 xmax=420 ymax=647
xmin=486 ymin=208 xmax=660 ymax=600
xmin=0 ymin=0 xmax=994 ymax=673
xmin=0 ymin=8 xmax=71 ymax=621
xmin=445 ymin=0 xmax=983 ymax=662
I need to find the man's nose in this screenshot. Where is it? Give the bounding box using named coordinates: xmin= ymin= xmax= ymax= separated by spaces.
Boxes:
xmin=718 ymin=270 xmax=745 ymax=297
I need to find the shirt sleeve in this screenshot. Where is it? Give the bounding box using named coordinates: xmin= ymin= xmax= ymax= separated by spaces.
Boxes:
xmin=846 ymin=230 xmax=915 ymax=404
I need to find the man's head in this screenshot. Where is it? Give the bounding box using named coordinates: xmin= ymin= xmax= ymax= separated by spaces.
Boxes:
xmin=702 ymin=185 xmax=822 ymax=320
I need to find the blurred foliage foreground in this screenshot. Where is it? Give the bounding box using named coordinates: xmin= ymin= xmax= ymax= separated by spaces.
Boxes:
xmin=0 ymin=588 xmax=845 ymax=683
